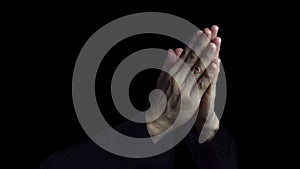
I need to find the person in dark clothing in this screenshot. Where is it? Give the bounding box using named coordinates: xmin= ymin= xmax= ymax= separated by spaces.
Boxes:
xmin=38 ymin=25 xmax=238 ymax=169
xmin=38 ymin=121 xmax=237 ymax=169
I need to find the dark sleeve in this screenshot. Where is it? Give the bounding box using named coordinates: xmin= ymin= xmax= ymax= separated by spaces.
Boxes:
xmin=35 ymin=141 xmax=92 ymax=169
xmin=184 ymin=125 xmax=238 ymax=169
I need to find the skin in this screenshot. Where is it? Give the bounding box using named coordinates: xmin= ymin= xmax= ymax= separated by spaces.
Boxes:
xmin=146 ymin=25 xmax=221 ymax=142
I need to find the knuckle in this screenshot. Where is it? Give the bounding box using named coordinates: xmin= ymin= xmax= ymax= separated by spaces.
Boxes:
xmin=186 ymin=52 xmax=198 ymax=64
xmin=209 ymin=42 xmax=216 ymax=49
xmin=196 ymin=30 xmax=203 ymax=36
xmin=198 ymin=78 xmax=210 ymax=89
xmin=181 ymin=48 xmax=190 ymax=60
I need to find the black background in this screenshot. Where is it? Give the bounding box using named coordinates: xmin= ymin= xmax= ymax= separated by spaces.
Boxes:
xmin=7 ymin=3 xmax=292 ymax=169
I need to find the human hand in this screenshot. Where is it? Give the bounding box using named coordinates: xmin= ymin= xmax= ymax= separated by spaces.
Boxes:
xmin=194 ymin=26 xmax=221 ymax=142
xmin=146 ymin=26 xmax=221 ymax=142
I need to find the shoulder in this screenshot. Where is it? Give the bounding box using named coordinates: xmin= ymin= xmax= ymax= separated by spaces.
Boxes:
xmin=37 ymin=139 xmax=106 ymax=169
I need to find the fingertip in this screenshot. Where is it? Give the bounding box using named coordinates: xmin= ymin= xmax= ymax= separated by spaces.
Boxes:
xmin=210 ymin=25 xmax=219 ymax=40
xmin=211 ymin=25 xmax=219 ymax=31
xmin=204 ymin=28 xmax=211 ymax=36
xmin=168 ymin=49 xmax=175 ymax=56
xmin=215 ymin=37 xmax=221 ymax=43
xmin=175 ymin=48 xmax=183 ymax=57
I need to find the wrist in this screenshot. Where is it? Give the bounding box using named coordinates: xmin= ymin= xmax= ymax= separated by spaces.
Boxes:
xmin=195 ymin=112 xmax=220 ymax=143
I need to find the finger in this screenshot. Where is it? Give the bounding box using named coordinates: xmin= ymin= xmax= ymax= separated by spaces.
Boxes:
xmin=174 ymin=50 xmax=201 ymax=86
xmin=167 ymin=58 xmax=186 ymax=83
xmin=172 ymin=58 xmax=191 ymax=85
xmin=211 ymin=37 xmax=221 ymax=53
xmin=211 ymin=25 xmax=219 ymax=41
xmin=171 ymin=29 xmax=214 ymax=86
xmin=183 ymin=47 xmax=216 ymax=93
xmin=191 ymin=60 xmax=219 ymax=97
xmin=193 ymin=42 xmax=217 ymax=80
xmin=211 ymin=59 xmax=221 ymax=84
xmin=175 ymin=48 xmax=183 ymax=58
xmin=183 ymin=70 xmax=198 ymax=93
xmin=185 ymin=58 xmax=219 ymax=93
xmin=180 ymin=30 xmax=202 ymax=61
xmin=162 ymin=48 xmax=184 ymax=76
xmin=198 ymin=59 xmax=220 ymax=115
xmin=198 ymin=59 xmax=220 ymax=107
xmin=162 ymin=47 xmax=184 ymax=72
xmin=158 ymin=49 xmax=177 ymax=86
xmin=168 ymin=48 xmax=176 ymax=55
xmin=193 ymin=28 xmax=211 ymax=57
xmin=162 ymin=49 xmax=177 ymax=71
xmin=180 ymin=29 xmax=212 ymax=80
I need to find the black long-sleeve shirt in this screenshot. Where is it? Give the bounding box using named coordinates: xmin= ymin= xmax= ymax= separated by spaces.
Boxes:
xmin=38 ymin=121 xmax=238 ymax=169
